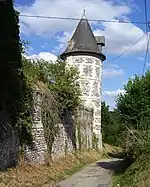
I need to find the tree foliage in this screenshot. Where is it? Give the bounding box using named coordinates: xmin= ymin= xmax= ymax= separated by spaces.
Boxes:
xmin=112 ymin=72 xmax=150 ymax=187
xmin=47 ymin=61 xmax=81 ymax=112
xmin=101 ymin=101 xmax=122 ymax=146
xmin=117 ymin=71 xmax=150 ymax=131
xmin=102 ymin=72 xmax=150 ymax=149
xmin=101 ymin=101 xmax=111 ymax=141
xmin=23 ymin=58 xmax=81 ymax=113
xmin=114 ymin=71 xmax=150 ymax=157
xmin=22 ymin=58 xmax=81 ymax=150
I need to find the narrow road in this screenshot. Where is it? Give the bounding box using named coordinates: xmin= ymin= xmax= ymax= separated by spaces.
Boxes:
xmin=57 ymin=158 xmax=122 ymax=187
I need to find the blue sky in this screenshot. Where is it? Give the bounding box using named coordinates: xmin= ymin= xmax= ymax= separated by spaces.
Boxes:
xmin=15 ymin=0 xmax=150 ymax=110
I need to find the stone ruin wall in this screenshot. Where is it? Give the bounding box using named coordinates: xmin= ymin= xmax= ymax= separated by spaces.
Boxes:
xmin=25 ymin=88 xmax=94 ymax=163
xmin=0 ymin=87 xmax=94 ymax=169
xmin=24 ymin=89 xmax=47 ymax=163
xmin=75 ymin=107 xmax=93 ymax=150
xmin=0 ymin=86 xmax=95 ymax=169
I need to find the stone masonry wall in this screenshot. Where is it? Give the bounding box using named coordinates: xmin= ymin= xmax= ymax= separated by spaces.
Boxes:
xmin=51 ymin=123 xmax=74 ymax=160
xmin=24 ymin=88 xmax=47 ymax=164
xmin=75 ymin=107 xmax=93 ymax=150
xmin=66 ymin=55 xmax=102 ymax=149
xmin=51 ymin=108 xmax=93 ymax=159
xmin=25 ymin=87 xmax=94 ymax=163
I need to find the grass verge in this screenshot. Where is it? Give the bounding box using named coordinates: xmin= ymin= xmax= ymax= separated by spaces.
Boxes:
xmin=112 ymin=153 xmax=150 ymax=187
xmin=0 ymin=149 xmax=104 ymax=187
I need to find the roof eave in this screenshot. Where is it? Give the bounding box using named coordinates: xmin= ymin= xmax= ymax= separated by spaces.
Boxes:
xmin=60 ymin=51 xmax=106 ymax=62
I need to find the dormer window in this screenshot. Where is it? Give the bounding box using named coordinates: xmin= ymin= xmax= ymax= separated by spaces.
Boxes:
xmin=95 ymin=36 xmax=105 ymax=51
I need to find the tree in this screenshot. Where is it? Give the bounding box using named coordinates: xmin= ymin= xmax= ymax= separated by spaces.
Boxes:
xmin=116 ymin=72 xmax=150 ymax=155
xmin=47 ymin=61 xmax=81 ymax=113
xmin=101 ymin=101 xmax=111 ymax=141
xmin=101 ymin=101 xmax=122 ymax=146
xmin=23 ymin=59 xmax=81 ymax=113
xmin=116 ymin=71 xmax=150 ymax=131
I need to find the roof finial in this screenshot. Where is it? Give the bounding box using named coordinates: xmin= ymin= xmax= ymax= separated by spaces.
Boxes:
xmin=83 ymin=6 xmax=86 ymax=15
xmin=82 ymin=6 xmax=86 ymax=18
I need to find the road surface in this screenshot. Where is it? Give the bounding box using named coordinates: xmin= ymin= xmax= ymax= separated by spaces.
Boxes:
xmin=57 ymin=158 xmax=122 ymax=187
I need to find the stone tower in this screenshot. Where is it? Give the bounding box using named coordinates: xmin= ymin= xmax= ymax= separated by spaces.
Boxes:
xmin=60 ymin=15 xmax=106 ymax=149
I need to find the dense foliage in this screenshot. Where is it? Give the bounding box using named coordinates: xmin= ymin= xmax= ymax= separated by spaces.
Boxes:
xmin=115 ymin=72 xmax=150 ymax=154
xmin=101 ymin=101 xmax=122 ymax=146
xmin=22 ymin=58 xmax=81 ymax=152
xmin=102 ymin=72 xmax=150 ymax=150
xmin=23 ymin=58 xmax=81 ymax=113
xmin=117 ymin=71 xmax=150 ymax=132
xmin=109 ymin=72 xmax=150 ymax=187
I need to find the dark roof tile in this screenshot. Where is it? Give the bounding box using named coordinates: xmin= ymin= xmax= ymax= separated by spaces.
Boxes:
xmin=60 ymin=17 xmax=106 ymax=61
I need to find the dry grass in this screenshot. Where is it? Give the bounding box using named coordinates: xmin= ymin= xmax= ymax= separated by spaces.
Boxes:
xmin=0 ymin=149 xmax=104 ymax=187
xmin=103 ymin=143 xmax=123 ymax=155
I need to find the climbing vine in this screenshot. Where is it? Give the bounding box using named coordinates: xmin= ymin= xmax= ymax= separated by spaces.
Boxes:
xmin=41 ymin=85 xmax=61 ymax=155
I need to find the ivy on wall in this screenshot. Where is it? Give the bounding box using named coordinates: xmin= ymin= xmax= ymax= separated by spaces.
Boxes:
xmin=41 ymin=86 xmax=61 ymax=155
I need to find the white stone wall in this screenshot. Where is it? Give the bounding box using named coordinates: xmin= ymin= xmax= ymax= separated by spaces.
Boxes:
xmin=25 ymin=88 xmax=48 ymax=164
xmin=75 ymin=107 xmax=93 ymax=150
xmin=51 ymin=123 xmax=74 ymax=160
xmin=66 ymin=55 xmax=102 ymax=149
xmin=25 ymin=86 xmax=95 ymax=163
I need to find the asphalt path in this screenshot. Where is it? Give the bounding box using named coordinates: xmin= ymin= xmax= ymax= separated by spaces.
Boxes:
xmin=57 ymin=158 xmax=122 ymax=187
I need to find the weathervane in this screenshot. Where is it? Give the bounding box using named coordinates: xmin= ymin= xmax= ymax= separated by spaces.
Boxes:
xmin=82 ymin=5 xmax=87 ymax=18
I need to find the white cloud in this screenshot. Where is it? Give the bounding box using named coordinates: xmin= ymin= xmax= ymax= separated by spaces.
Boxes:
xmin=16 ymin=0 xmax=130 ymax=35
xmin=52 ymin=31 xmax=72 ymax=53
xmin=25 ymin=52 xmax=58 ymax=62
xmin=16 ymin=0 xmax=147 ymax=55
xmin=137 ymin=56 xmax=145 ymax=61
xmin=102 ymin=61 xmax=124 ymax=78
xmin=102 ymin=95 xmax=116 ymax=111
xmin=102 ymin=88 xmax=125 ymax=110
xmin=103 ymin=89 xmax=125 ymax=97
xmin=94 ymin=22 xmax=147 ymax=55
xmin=102 ymin=68 xmax=124 ymax=78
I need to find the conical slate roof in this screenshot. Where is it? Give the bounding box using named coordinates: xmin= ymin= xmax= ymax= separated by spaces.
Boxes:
xmin=60 ymin=16 xmax=106 ymax=61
